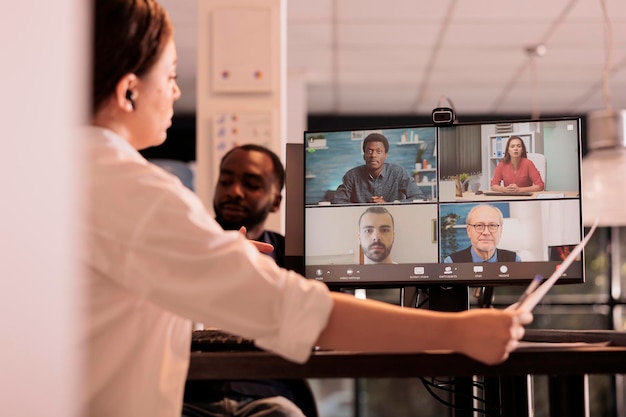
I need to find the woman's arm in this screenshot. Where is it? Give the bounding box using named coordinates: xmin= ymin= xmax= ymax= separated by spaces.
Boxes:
xmin=316 ymin=292 xmax=532 ymax=365
xmin=490 ymin=162 xmax=507 ymax=192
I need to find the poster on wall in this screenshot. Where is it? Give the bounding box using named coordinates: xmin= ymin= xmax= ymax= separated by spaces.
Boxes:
xmin=211 ymin=111 xmax=274 ymax=173
xmin=211 ymin=7 xmax=274 ymax=93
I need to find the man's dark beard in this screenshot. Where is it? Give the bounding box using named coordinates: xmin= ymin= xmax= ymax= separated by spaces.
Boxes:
xmin=214 ymin=202 xmax=271 ymax=233
xmin=364 ymin=243 xmax=391 ymax=263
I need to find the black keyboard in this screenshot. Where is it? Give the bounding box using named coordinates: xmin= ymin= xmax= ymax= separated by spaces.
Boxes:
xmin=191 ymin=329 xmax=262 ymax=352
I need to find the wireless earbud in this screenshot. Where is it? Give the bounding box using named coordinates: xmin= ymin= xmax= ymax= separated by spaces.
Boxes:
xmin=125 ymin=90 xmax=136 ymax=110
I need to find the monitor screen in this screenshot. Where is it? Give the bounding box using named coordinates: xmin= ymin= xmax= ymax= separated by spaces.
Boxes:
xmin=302 ymin=118 xmax=584 ymax=288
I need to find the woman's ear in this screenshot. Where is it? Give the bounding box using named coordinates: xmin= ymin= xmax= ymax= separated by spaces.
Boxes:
xmin=115 ymin=73 xmax=138 ymax=112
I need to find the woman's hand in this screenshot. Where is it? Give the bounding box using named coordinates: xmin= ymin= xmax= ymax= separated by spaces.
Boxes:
xmin=239 ymin=226 xmax=274 ymax=253
xmin=456 ymin=308 xmax=533 ymax=365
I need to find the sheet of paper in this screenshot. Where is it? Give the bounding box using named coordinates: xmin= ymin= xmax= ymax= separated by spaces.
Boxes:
xmin=513 ymin=218 xmax=599 ymax=311
xmin=516 ymin=341 xmax=610 ymax=350
xmin=537 ymin=193 xmax=565 ymax=199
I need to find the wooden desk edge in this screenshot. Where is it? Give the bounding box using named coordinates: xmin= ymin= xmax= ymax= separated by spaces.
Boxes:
xmin=187 ymin=346 xmax=626 ymax=380
xmin=454 ymin=191 xmax=578 ymax=201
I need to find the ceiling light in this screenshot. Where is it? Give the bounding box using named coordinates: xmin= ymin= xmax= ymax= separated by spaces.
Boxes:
xmin=580 ymin=0 xmax=623 ymax=226
xmin=581 ymin=110 xmax=626 ymax=226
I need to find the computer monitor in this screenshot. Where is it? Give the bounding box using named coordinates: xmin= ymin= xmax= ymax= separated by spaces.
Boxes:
xmin=302 ymin=117 xmax=584 ymax=290
xmin=285 ymin=143 xmax=306 ymax=275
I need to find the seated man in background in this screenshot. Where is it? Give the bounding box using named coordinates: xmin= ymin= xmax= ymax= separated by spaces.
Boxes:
xmin=183 ymin=144 xmax=315 ymax=417
xmin=212 ymin=144 xmax=285 ymax=263
xmin=444 ymin=204 xmax=521 ymax=263
xmin=358 ymin=206 xmax=396 ymax=264
xmin=332 ymin=133 xmax=425 ymax=204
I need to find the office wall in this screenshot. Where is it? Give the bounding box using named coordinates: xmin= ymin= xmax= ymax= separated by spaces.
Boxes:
xmin=196 ymin=0 xmax=286 ymax=234
xmin=0 ymin=1 xmax=86 ymax=416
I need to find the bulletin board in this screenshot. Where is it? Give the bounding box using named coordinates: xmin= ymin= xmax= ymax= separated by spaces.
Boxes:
xmin=211 ymin=111 xmax=274 ymax=172
xmin=211 ymin=7 xmax=274 ymax=93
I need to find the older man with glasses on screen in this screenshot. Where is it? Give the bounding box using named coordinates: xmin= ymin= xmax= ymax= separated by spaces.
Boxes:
xmin=444 ymin=204 xmax=521 ymax=263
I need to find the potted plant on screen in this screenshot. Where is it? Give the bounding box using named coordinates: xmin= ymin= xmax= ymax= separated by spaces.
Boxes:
xmin=458 ymin=172 xmax=470 ymax=191
xmin=415 ymin=142 xmax=427 ymax=170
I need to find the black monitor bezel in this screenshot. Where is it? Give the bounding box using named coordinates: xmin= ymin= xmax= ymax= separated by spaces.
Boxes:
xmin=301 ymin=117 xmax=585 ymax=289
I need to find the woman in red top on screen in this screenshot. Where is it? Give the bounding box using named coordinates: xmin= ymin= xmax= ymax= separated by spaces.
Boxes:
xmin=490 ymin=135 xmax=545 ymax=192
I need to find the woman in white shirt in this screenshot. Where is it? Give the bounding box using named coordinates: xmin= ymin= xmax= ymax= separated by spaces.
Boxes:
xmin=84 ymin=1 xmax=533 ymax=416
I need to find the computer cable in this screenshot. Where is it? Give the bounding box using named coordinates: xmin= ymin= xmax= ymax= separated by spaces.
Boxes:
xmin=419 ymin=376 xmax=501 ymax=417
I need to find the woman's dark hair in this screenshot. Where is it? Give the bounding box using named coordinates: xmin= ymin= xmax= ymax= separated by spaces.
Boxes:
xmin=92 ymin=0 xmax=173 ymax=113
xmin=502 ymin=135 xmax=528 ymax=163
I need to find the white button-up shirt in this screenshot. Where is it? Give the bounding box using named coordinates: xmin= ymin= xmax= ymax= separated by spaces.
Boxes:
xmin=81 ymin=127 xmax=333 ymax=417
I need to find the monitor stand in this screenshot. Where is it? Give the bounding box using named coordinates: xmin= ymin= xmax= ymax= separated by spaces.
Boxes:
xmin=425 ymin=285 xmax=472 ymax=417
xmin=401 ymin=285 xmax=470 ymax=311
xmin=426 ymin=285 xmax=469 ymax=312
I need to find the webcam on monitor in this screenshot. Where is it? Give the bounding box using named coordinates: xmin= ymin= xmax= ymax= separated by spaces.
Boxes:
xmin=432 ymin=107 xmax=455 ymax=125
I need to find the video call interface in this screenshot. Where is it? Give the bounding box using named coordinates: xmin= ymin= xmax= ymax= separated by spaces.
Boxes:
xmin=303 ymin=118 xmax=584 ymax=288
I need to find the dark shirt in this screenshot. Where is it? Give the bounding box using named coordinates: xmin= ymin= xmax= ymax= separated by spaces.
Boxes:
xmin=258 ymin=230 xmax=285 ymax=267
xmin=444 ymin=246 xmax=520 ymax=263
xmin=184 ymin=379 xmax=296 ymax=403
xmin=331 ymin=163 xmax=425 ymax=204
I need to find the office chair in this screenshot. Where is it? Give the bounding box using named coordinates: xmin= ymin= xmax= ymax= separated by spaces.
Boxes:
xmin=526 ymin=153 xmax=546 ymax=188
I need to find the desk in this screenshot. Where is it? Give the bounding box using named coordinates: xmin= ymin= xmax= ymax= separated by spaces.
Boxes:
xmin=188 ymin=345 xmax=626 ymax=417
xmin=455 ymin=190 xmax=578 ymax=202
